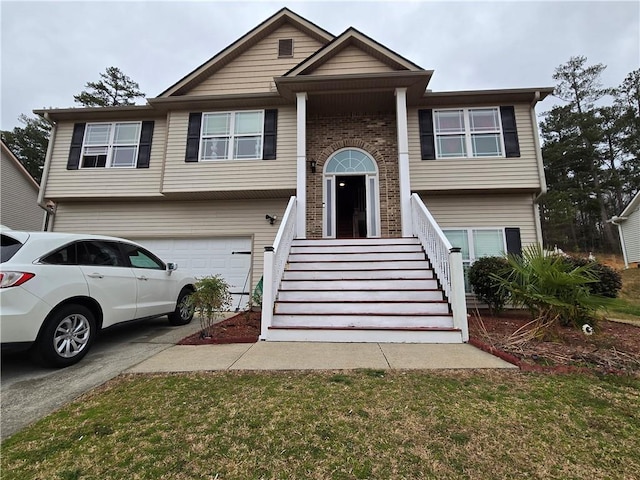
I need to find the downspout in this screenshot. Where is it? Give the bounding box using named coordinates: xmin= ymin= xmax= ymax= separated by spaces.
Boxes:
xmin=530 ymin=91 xmax=547 ymax=246
xmin=37 ymin=113 xmax=57 ymax=231
xmin=609 ymin=216 xmax=629 ymax=269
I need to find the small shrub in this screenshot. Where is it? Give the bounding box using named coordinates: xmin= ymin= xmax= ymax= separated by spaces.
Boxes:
xmin=468 ymin=256 xmax=510 ymax=315
xmin=563 ymin=256 xmax=622 ymax=298
xmin=189 ymin=275 xmax=232 ymax=337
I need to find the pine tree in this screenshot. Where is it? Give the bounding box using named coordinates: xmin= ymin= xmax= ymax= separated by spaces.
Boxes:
xmin=73 ymin=66 xmax=145 ymax=107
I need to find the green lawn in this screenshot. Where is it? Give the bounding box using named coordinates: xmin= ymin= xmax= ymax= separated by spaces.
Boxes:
xmin=2 ymin=370 xmax=639 ymax=479
xmin=604 ymin=267 xmax=640 ymax=324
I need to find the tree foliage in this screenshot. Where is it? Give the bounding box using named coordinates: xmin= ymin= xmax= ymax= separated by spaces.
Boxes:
xmin=1 ymin=114 xmax=51 ymax=183
xmin=73 ymin=66 xmax=145 ymax=107
xmin=540 ymin=57 xmax=639 ymax=253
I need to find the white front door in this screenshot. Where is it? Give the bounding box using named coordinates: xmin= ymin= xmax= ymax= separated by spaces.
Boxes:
xmin=323 ymin=149 xmax=380 ymax=239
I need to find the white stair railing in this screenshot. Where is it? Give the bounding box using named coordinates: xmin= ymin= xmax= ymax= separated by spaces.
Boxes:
xmin=410 ymin=193 xmax=468 ymax=341
xmin=261 ymin=196 xmax=297 ymax=340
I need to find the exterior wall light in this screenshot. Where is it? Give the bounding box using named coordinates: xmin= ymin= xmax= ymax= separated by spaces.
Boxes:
xmin=309 ymin=160 xmax=317 ymax=173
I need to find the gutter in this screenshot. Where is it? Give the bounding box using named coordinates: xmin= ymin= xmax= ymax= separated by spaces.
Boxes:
xmin=530 ymin=91 xmax=547 ymax=202
xmin=37 ymin=113 xmax=57 ymax=231
xmin=608 ymin=216 xmax=629 ymax=269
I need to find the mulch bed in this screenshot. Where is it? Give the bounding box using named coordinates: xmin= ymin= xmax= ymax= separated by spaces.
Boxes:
xmin=469 ymin=310 xmax=640 ymax=375
xmin=177 ymin=309 xmax=640 ymax=375
xmin=178 ymin=311 xmax=261 ymax=345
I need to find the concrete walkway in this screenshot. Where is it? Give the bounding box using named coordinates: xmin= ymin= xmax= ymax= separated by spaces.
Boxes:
xmin=128 ymin=341 xmax=517 ymax=373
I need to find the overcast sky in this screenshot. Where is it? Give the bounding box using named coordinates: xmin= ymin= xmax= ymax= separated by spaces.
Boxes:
xmin=1 ymin=0 xmax=638 ymax=131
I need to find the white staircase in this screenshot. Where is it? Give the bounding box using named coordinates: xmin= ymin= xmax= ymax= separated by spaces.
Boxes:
xmin=265 ymin=238 xmax=464 ymax=343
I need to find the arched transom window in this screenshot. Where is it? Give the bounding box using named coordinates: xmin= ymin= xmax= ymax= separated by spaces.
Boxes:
xmin=324 ymin=149 xmax=377 ymax=174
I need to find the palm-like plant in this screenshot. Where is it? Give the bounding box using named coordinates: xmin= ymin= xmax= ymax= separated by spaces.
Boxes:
xmin=493 ymin=245 xmax=611 ymax=334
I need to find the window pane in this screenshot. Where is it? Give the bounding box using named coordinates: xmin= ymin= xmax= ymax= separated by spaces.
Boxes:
xmin=437 ymin=135 xmax=466 ymax=158
xmin=234 ymin=136 xmax=261 ymax=159
xmin=202 ymin=138 xmax=229 ymax=159
xmin=469 ymin=108 xmax=500 ymax=132
xmin=435 ymin=110 xmax=464 ymax=133
xmin=114 ymin=123 xmax=140 ymax=144
xmin=235 ymin=111 xmax=263 ymax=135
xmin=203 ymin=113 xmax=230 ymax=136
xmin=123 ymin=245 xmax=164 ymax=270
xmin=82 ymin=146 xmax=108 ymax=168
xmin=111 ymin=146 xmax=137 ymax=167
xmin=443 ymin=230 xmax=470 ymax=260
xmin=472 ymin=134 xmax=502 ymax=157
xmin=85 ymin=124 xmax=111 ymax=145
xmin=473 ymin=229 xmax=504 ymax=258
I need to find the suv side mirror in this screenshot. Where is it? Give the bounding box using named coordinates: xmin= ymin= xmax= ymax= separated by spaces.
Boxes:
xmin=166 ymin=262 xmax=178 ymax=271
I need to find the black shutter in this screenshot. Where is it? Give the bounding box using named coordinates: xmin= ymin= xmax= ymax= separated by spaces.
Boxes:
xmin=263 ymin=109 xmax=277 ymax=160
xmin=67 ymin=123 xmax=86 ymax=170
xmin=185 ymin=112 xmax=202 ymax=162
xmin=136 ymin=121 xmax=154 ymax=168
xmin=418 ymin=109 xmax=436 ymax=160
xmin=505 ymin=228 xmax=522 ymax=256
xmin=500 ymin=106 xmax=520 ymax=158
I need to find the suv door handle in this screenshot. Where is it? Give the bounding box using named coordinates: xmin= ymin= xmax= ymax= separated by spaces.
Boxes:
xmin=137 ymin=275 xmax=148 ymax=281
xmin=87 ymin=273 xmax=104 ymax=279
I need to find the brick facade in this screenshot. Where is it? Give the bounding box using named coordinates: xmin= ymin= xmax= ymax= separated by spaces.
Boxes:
xmin=305 ymin=112 xmax=401 ymax=238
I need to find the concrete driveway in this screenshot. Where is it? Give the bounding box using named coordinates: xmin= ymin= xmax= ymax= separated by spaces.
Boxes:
xmin=1 ymin=316 xmax=204 ymax=441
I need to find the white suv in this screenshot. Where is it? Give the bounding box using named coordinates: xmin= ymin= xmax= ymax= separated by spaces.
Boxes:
xmin=0 ymin=229 xmax=196 ymax=367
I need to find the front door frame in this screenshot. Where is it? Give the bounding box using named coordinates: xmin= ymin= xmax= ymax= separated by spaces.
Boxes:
xmin=322 ymin=148 xmax=381 ymax=239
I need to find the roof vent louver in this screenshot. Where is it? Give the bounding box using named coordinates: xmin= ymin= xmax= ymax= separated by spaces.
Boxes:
xmin=278 ymin=39 xmax=293 ymax=58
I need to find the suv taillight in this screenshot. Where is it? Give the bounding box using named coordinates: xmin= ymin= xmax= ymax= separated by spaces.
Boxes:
xmin=0 ymin=272 xmax=36 ymax=288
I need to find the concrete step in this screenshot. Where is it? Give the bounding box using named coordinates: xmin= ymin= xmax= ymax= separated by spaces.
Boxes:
xmin=274 ymin=301 xmax=450 ymax=315
xmin=272 ymin=314 xmax=454 ymax=329
xmin=287 ymin=260 xmax=430 ymax=271
xmin=278 ymin=289 xmax=444 ymax=302
xmin=264 ymin=327 xmax=463 ymax=343
xmin=290 ymin=244 xmax=423 ymax=254
xmin=292 ymin=238 xmax=421 ymax=247
xmin=279 ymin=278 xmax=438 ymax=290
xmin=283 ymin=269 xmax=435 ymax=281
xmin=289 ymin=251 xmax=426 ymax=262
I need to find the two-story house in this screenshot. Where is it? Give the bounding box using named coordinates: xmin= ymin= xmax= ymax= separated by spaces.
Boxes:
xmin=36 ymin=8 xmax=552 ymax=344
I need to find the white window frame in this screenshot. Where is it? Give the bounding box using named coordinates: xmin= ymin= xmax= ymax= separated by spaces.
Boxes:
xmin=199 ymin=110 xmax=264 ymax=161
xmin=442 ymin=227 xmax=508 ymax=292
xmin=81 ymin=121 xmax=142 ymax=169
xmin=433 ymin=107 xmax=505 ymax=159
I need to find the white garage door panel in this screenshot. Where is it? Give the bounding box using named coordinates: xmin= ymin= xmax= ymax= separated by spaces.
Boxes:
xmin=133 ymin=237 xmax=252 ymax=311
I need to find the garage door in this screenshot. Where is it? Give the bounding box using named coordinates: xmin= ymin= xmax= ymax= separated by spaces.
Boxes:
xmin=133 ymin=237 xmax=253 ymax=311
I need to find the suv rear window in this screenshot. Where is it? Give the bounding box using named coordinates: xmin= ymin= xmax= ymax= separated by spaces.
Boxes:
xmin=1 ymin=234 xmax=24 ymax=263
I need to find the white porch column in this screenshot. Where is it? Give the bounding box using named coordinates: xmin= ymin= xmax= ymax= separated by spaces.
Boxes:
xmin=395 ymin=88 xmax=412 ymax=237
xmin=296 ymin=92 xmax=307 ymax=239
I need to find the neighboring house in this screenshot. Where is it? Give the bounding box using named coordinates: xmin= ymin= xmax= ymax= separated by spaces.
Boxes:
xmin=35 ymin=8 xmax=552 ymax=343
xmin=612 ymin=191 xmax=640 ymax=268
xmin=1 ymin=140 xmax=44 ymax=231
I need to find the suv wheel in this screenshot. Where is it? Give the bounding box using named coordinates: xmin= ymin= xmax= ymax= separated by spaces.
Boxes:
xmin=35 ymin=304 xmax=96 ymax=368
xmin=168 ymin=288 xmax=194 ymax=326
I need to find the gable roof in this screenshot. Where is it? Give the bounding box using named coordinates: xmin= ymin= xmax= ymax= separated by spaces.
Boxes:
xmin=1 ymin=140 xmax=40 ymax=191
xmin=285 ymin=27 xmax=424 ymax=77
xmin=619 ymin=190 xmax=640 ymax=219
xmin=159 ymin=8 xmax=334 ymax=97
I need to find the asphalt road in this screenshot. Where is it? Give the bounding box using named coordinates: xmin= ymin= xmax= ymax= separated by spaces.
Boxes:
xmin=1 ymin=316 xmax=204 ymax=441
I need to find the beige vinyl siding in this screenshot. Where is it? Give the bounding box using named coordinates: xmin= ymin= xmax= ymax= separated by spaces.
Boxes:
xmin=44 ymin=119 xmax=166 ymax=200
xmin=408 ymin=104 xmax=541 ymax=192
xmin=420 ymin=193 xmax=539 ymax=247
xmin=187 ymin=25 xmax=324 ymax=96
xmin=0 ymin=154 xmax=43 ymax=230
xmin=51 ymin=197 xmax=290 ymax=289
xmin=309 ymin=45 xmax=396 ymax=75
xmin=621 ymin=208 xmax=640 ymax=263
xmin=163 ymin=106 xmax=296 ymax=193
